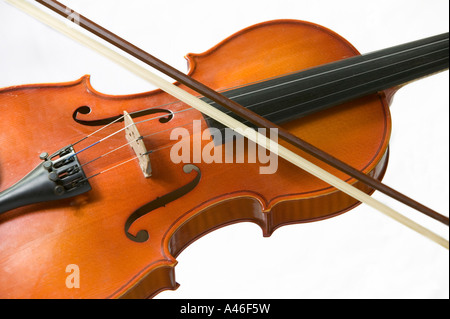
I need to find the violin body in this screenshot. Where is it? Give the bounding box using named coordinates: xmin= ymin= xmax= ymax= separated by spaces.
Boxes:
xmin=0 ymin=20 xmax=393 ymax=298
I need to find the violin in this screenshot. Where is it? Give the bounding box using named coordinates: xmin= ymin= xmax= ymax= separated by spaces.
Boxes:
xmin=0 ymin=0 xmax=448 ymax=298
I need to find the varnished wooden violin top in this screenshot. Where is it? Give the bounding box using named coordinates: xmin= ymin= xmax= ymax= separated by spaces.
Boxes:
xmin=0 ymin=1 xmax=448 ymax=298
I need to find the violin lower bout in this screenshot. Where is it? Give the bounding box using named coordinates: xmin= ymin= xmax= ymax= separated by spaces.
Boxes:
xmin=120 ymin=150 xmax=388 ymax=299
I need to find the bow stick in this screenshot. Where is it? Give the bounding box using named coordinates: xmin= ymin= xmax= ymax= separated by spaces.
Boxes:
xmin=32 ymin=0 xmax=449 ymax=227
xmin=5 ymin=0 xmax=448 ymax=248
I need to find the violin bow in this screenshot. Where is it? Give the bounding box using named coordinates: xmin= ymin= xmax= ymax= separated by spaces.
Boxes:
xmin=5 ymin=0 xmax=448 ymax=248
xmin=30 ymin=0 xmax=449 ymax=227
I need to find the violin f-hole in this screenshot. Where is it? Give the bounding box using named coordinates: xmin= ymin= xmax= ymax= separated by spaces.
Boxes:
xmin=124 ymin=164 xmax=201 ymax=243
xmin=72 ymin=105 xmax=174 ymax=126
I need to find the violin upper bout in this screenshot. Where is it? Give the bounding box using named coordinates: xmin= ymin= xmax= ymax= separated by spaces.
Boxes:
xmin=184 ymin=19 xmax=361 ymax=90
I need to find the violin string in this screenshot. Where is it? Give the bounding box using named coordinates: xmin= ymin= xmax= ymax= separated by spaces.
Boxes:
xmin=80 ymin=139 xmax=132 ymax=168
xmin=158 ymin=43 xmax=449 ymax=132
xmin=72 ymin=41 xmax=448 ymax=169
xmin=195 ymin=50 xmax=449 ymax=129
xmin=80 ymin=150 xmax=153 ymax=182
xmin=78 ymin=117 xmax=236 ymax=180
xmin=79 ymin=121 xmax=194 ymax=169
xmin=79 ymin=139 xmax=177 ymax=182
xmin=72 ymin=114 xmax=125 ymax=147
xmin=226 ymin=38 xmax=449 ymax=101
xmin=71 ymin=107 xmax=195 ymax=159
xmin=116 ymin=45 xmax=450 ymax=133
xmin=74 ymin=58 xmax=449 ymax=182
xmin=76 ymin=53 xmax=448 ymax=162
xmin=206 ymin=48 xmax=448 ymax=121
xmin=254 ymin=56 xmax=449 ymax=121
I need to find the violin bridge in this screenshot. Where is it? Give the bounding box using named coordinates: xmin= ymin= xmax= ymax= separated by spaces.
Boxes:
xmin=124 ymin=111 xmax=152 ymax=178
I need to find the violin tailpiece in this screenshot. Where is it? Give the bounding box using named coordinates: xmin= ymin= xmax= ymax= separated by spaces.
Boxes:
xmin=0 ymin=145 xmax=92 ymax=214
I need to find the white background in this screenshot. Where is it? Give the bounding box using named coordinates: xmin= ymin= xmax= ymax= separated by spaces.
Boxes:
xmin=0 ymin=0 xmax=448 ymax=298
